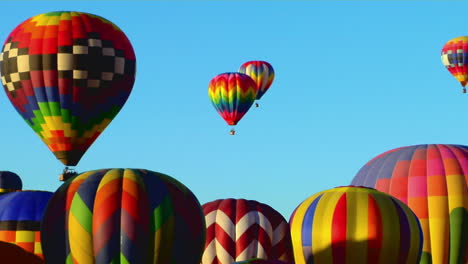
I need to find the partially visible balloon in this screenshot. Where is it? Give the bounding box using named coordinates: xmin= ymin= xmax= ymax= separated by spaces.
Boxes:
xmin=202 ymin=198 xmax=293 ymax=264
xmin=208 ymin=73 xmax=257 ymax=134
xmin=0 ymin=241 xmax=44 ymax=264
xmin=238 ymin=61 xmax=274 ymax=101
xmin=290 ymin=186 xmax=423 ymax=264
xmin=351 ymin=144 xmax=468 ymax=264
xmin=0 ymin=191 xmax=53 ymax=259
xmin=0 ymin=11 xmax=136 ymax=166
xmin=232 ymin=258 xmax=288 ymax=264
xmin=41 ymin=168 xmax=205 ymax=264
xmin=0 ymin=171 xmax=22 ymax=193
xmin=441 ymin=37 xmax=468 ymax=93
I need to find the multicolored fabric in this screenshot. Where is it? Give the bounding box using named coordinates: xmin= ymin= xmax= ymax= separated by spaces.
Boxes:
xmin=290 ymin=186 xmax=423 ymax=264
xmin=208 ymin=73 xmax=258 ymax=126
xmin=441 ymin=36 xmax=468 ymax=88
xmin=352 ymin=144 xmax=468 ymax=264
xmin=238 ymin=61 xmax=274 ymax=100
xmin=0 ymin=191 xmax=53 ymax=259
xmin=40 ymin=168 xmax=205 ymax=264
xmin=202 ymin=198 xmax=293 ymax=264
xmin=0 ymin=171 xmax=22 ymax=193
xmin=0 ymin=11 xmax=136 ymax=166
xmin=231 ymin=258 xmax=288 ymax=264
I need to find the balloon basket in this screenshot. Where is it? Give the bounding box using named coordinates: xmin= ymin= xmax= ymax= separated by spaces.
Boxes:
xmin=229 ymin=129 xmax=236 ymax=135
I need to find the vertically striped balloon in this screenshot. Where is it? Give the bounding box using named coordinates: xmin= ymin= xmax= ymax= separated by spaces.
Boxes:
xmin=41 ymin=168 xmax=205 ymax=264
xmin=441 ymin=37 xmax=468 ymax=92
xmin=290 ymin=186 xmax=423 ymax=264
xmin=208 ymin=73 xmax=258 ymax=126
xmin=202 ymin=198 xmax=293 ymax=264
xmin=351 ymin=144 xmax=468 ymax=264
xmin=239 ymin=61 xmax=274 ymax=100
xmin=0 ymin=11 xmax=136 ymax=166
xmin=0 ymin=191 xmax=53 ymax=259
xmin=0 ymin=171 xmax=22 ymax=194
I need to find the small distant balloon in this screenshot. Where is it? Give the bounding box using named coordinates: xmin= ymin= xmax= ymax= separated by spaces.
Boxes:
xmin=208 ymin=73 xmax=258 ymax=135
xmin=441 ymin=37 xmax=468 ymax=93
xmin=239 ymin=61 xmax=274 ymax=106
xmin=0 ymin=171 xmax=22 ymax=193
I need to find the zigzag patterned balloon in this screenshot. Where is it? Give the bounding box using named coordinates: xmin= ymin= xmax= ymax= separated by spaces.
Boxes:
xmin=40 ymin=168 xmax=206 ymax=264
xmin=290 ymin=186 xmax=423 ymax=264
xmin=201 ymin=198 xmax=294 ymax=264
xmin=208 ymin=73 xmax=258 ymax=127
xmin=239 ymin=61 xmax=274 ymax=100
xmin=0 ymin=11 xmax=136 ymax=166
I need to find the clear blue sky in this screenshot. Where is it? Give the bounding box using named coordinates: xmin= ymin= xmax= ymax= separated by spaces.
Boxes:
xmin=0 ymin=1 xmax=467 ymax=218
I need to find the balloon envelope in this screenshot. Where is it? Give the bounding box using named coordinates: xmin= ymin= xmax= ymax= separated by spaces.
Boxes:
xmin=0 ymin=171 xmax=22 ymax=193
xmin=351 ymin=144 xmax=468 ymax=264
xmin=208 ymin=73 xmax=257 ymax=126
xmin=0 ymin=11 xmax=136 ymax=166
xmin=231 ymin=258 xmax=288 ymax=264
xmin=441 ymin=37 xmax=468 ymax=89
xmin=202 ymin=198 xmax=293 ymax=264
xmin=0 ymin=191 xmax=53 ymax=259
xmin=41 ymin=168 xmax=205 ymax=264
xmin=238 ymin=61 xmax=274 ymax=100
xmin=290 ymin=186 xmax=423 ymax=264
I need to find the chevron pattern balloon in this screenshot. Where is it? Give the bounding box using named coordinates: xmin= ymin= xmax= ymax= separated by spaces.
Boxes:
xmin=0 ymin=11 xmax=136 ymax=166
xmin=352 ymin=144 xmax=468 ymax=264
xmin=208 ymin=73 xmax=258 ymax=126
xmin=441 ymin=36 xmax=468 ymax=92
xmin=290 ymin=186 xmax=423 ymax=264
xmin=40 ymin=168 xmax=206 ymax=264
xmin=202 ymin=198 xmax=293 ymax=264
xmin=0 ymin=191 xmax=52 ymax=259
xmin=239 ymin=61 xmax=274 ymax=100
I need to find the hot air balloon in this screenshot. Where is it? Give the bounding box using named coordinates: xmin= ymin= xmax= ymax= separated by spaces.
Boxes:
xmin=202 ymin=198 xmax=293 ymax=264
xmin=232 ymin=258 xmax=288 ymax=264
xmin=0 ymin=171 xmax=22 ymax=194
xmin=0 ymin=241 xmax=44 ymax=264
xmin=0 ymin=11 xmax=136 ymax=178
xmin=441 ymin=37 xmax=468 ymax=93
xmin=208 ymin=73 xmax=258 ymax=135
xmin=238 ymin=61 xmax=274 ymax=107
xmin=290 ymin=186 xmax=423 ymax=264
xmin=41 ymin=168 xmax=205 ymax=264
xmin=0 ymin=191 xmax=53 ymax=259
xmin=351 ymin=144 xmax=468 ymax=264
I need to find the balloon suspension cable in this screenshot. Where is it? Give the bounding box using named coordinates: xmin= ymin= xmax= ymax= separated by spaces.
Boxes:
xmin=229 ymin=128 xmax=236 ymax=135
xmin=59 ymin=166 xmax=78 ymax=182
xmin=464 ymin=87 xmax=466 ymax=94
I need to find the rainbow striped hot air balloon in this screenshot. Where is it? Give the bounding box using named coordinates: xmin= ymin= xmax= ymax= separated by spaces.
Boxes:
xmin=290 ymin=186 xmax=423 ymax=264
xmin=202 ymin=199 xmax=293 ymax=264
xmin=208 ymin=73 xmax=258 ymax=135
xmin=441 ymin=37 xmax=468 ymax=93
xmin=238 ymin=61 xmax=274 ymax=107
xmin=0 ymin=11 xmax=136 ymax=167
xmin=0 ymin=191 xmax=53 ymax=260
xmin=41 ymin=168 xmax=206 ymax=264
xmin=352 ymin=144 xmax=468 ymax=264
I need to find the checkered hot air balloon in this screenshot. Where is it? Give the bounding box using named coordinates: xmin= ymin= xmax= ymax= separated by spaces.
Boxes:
xmin=0 ymin=191 xmax=53 ymax=260
xmin=441 ymin=37 xmax=468 ymax=93
xmin=208 ymin=73 xmax=258 ymax=135
xmin=40 ymin=169 xmax=206 ymax=264
xmin=0 ymin=11 xmax=136 ymax=167
xmin=201 ymin=198 xmax=294 ymax=264
xmin=238 ymin=61 xmax=274 ymax=107
xmin=351 ymin=144 xmax=468 ymax=264
xmin=0 ymin=171 xmax=22 ymax=194
xmin=290 ymin=186 xmax=423 ymax=264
